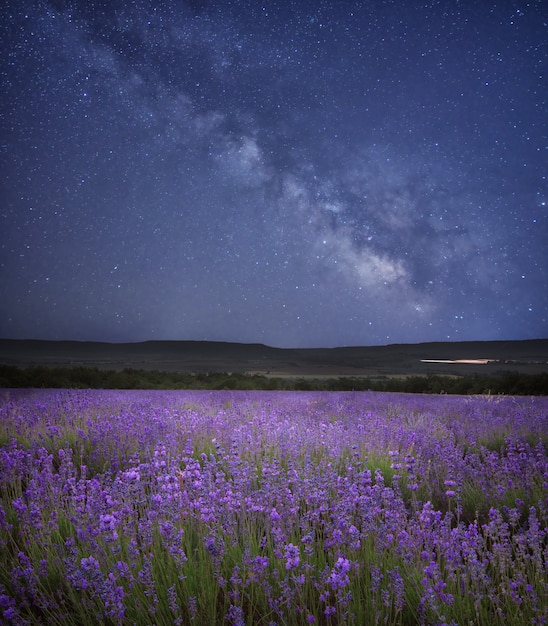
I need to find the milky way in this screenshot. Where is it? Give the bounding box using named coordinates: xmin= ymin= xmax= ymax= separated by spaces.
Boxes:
xmin=1 ymin=1 xmax=546 ymax=347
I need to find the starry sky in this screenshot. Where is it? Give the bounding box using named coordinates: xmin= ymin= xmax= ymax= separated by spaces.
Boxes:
xmin=1 ymin=1 xmax=546 ymax=348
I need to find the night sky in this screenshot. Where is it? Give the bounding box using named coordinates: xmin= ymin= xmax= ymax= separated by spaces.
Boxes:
xmin=1 ymin=1 xmax=546 ymax=348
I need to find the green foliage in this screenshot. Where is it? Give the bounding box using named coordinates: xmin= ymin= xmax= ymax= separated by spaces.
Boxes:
xmin=0 ymin=364 xmax=546 ymax=394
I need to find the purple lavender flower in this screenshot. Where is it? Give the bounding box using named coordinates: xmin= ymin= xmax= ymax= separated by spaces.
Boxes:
xmin=2 ymin=388 xmax=547 ymax=624
xmin=226 ymin=604 xmax=245 ymax=626
xmin=283 ymin=543 xmax=300 ymax=570
xmin=328 ymin=557 xmax=351 ymax=590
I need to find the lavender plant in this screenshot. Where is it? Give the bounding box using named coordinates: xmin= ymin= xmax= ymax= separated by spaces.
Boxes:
xmin=0 ymin=389 xmax=546 ymax=624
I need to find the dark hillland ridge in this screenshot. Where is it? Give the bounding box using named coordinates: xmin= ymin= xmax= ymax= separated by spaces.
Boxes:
xmin=0 ymin=338 xmax=547 ymax=378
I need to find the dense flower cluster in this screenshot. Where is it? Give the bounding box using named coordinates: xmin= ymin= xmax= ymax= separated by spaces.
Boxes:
xmin=0 ymin=389 xmax=546 ymax=624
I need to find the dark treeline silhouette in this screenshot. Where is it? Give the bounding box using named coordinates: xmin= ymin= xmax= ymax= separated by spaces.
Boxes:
xmin=0 ymin=365 xmax=547 ymax=395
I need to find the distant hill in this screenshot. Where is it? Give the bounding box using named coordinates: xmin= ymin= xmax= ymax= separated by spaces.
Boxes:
xmin=0 ymin=338 xmax=547 ymax=377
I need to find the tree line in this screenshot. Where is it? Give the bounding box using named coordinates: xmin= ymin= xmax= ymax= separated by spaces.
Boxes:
xmin=0 ymin=364 xmax=546 ymax=395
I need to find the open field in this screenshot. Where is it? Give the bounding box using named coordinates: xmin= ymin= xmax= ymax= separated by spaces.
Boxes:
xmin=1 ymin=338 xmax=547 ymax=377
xmin=0 ymin=389 xmax=546 ymax=624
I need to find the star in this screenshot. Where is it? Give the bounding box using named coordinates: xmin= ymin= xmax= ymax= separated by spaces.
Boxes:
xmin=0 ymin=0 xmax=546 ymax=347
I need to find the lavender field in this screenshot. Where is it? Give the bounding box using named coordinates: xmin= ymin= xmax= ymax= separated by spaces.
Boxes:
xmin=0 ymin=389 xmax=546 ymax=625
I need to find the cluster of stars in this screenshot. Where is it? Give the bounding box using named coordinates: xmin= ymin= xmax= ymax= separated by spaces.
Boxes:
xmin=0 ymin=0 xmax=546 ymax=347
